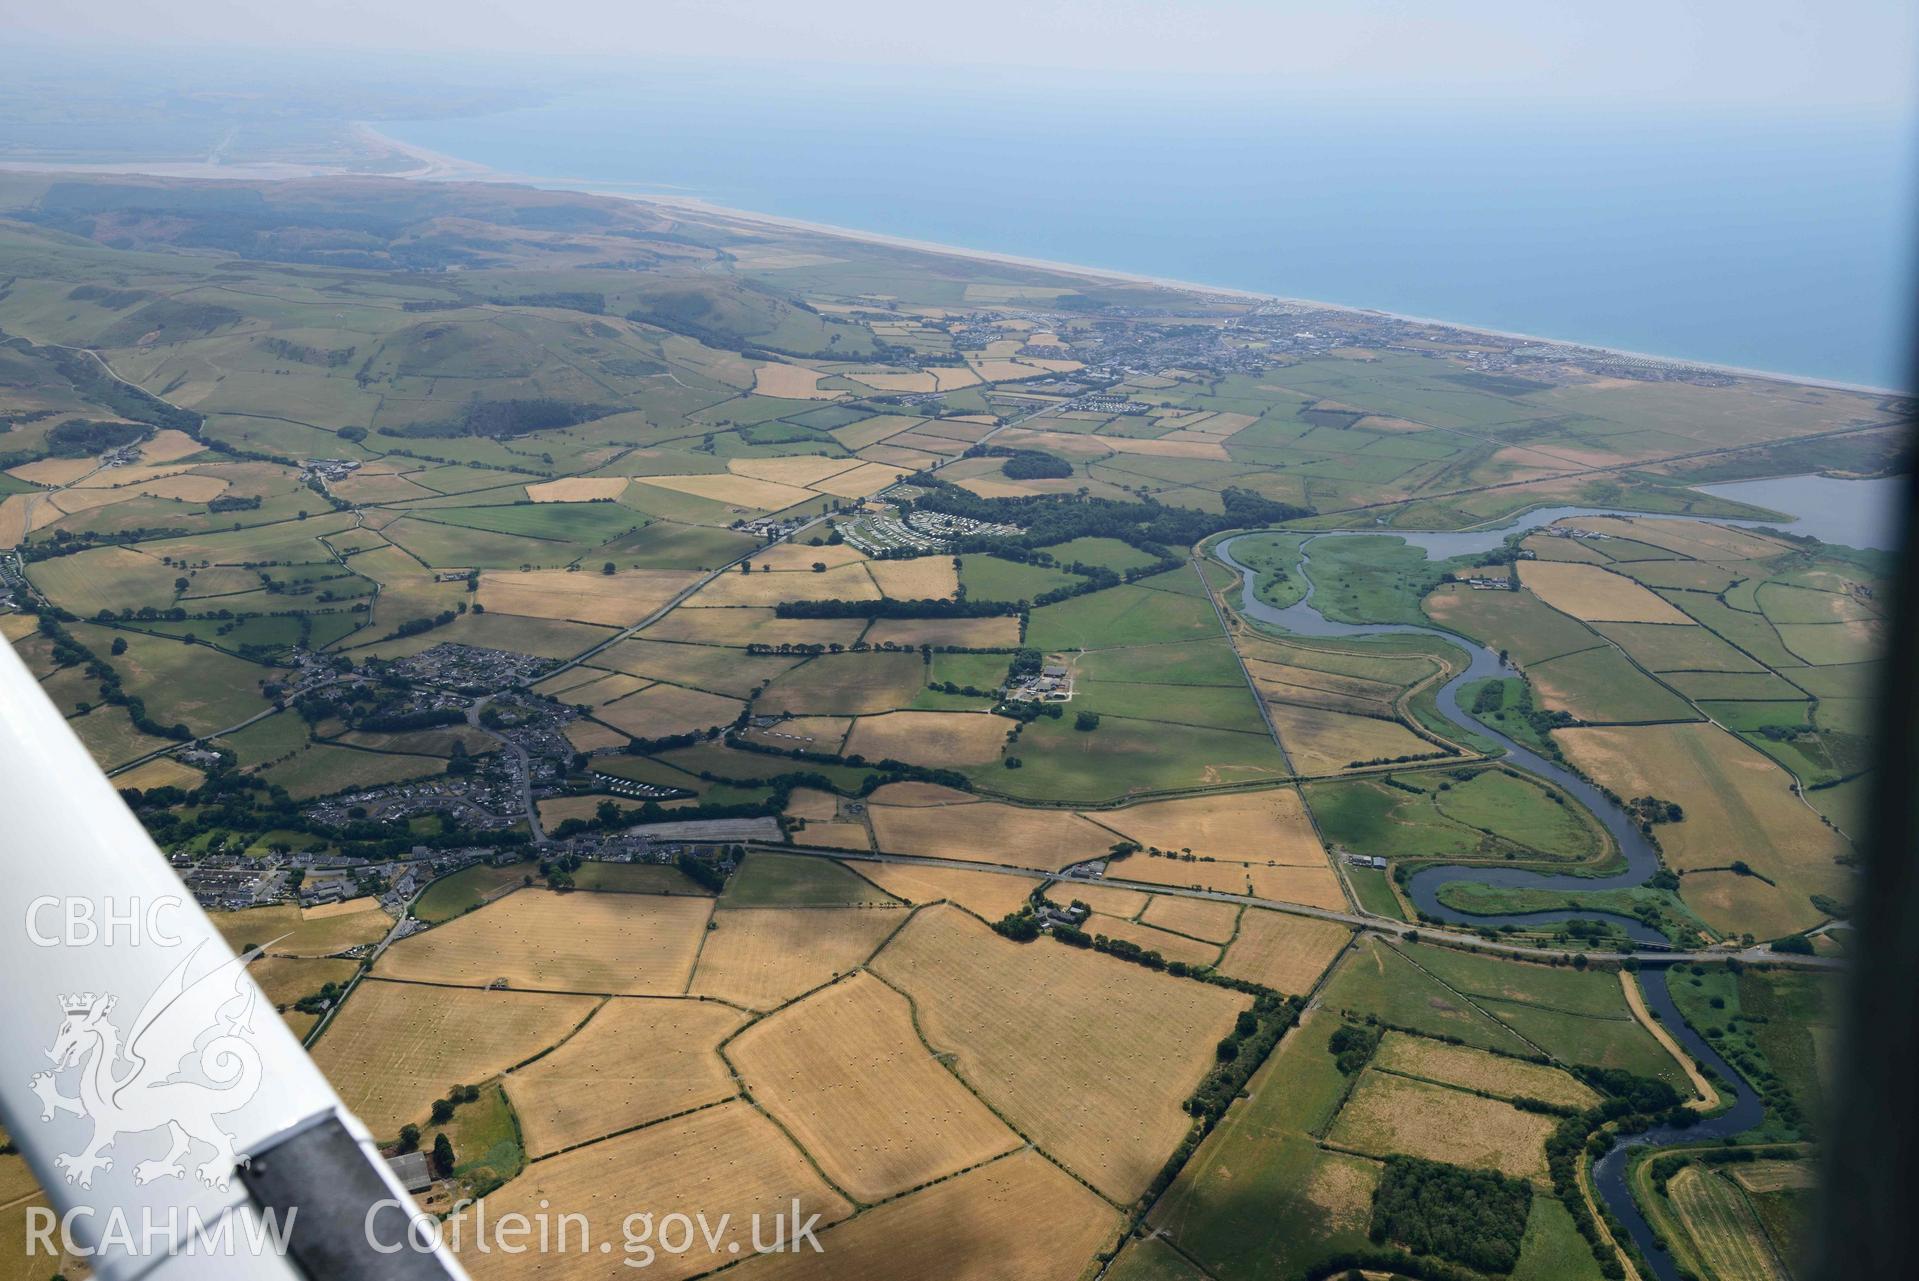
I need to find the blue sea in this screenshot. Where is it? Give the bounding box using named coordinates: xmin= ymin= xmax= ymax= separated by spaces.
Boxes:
xmin=385 ymin=73 xmax=1918 ymax=388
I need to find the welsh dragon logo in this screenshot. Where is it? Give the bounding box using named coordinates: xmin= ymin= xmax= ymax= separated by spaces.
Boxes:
xmin=29 ymin=941 xmax=268 ymax=1191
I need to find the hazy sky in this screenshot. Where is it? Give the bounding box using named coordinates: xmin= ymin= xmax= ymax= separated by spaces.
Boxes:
xmin=12 ymin=0 xmax=1917 ymax=110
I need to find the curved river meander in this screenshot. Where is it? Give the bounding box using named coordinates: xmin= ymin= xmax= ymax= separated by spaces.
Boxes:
xmin=1214 ymin=503 xmax=1826 ymax=1279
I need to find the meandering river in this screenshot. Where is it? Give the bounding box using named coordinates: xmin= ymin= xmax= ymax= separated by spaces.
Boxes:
xmin=1216 ymin=483 xmax=1893 ymax=1279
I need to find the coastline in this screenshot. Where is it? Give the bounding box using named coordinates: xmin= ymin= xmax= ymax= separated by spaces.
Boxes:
xmin=352 ymin=124 xmax=1917 ymax=397
xmin=6 ymin=119 xmax=1909 ymax=397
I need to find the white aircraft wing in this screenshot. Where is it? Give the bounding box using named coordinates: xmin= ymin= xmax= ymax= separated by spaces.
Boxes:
xmin=0 ymin=638 xmax=467 ymax=1279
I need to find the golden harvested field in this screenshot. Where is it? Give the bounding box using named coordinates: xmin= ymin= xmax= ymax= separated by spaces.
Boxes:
xmin=375 ymin=889 xmax=712 ymax=993
xmin=542 ymin=669 xmax=651 ymax=707
xmin=746 ymin=541 xmax=869 ymax=570
xmin=1247 ymin=863 xmax=1349 ymax=910
xmin=719 ymin=1149 xmax=1117 ymax=1281
xmin=866 ymin=556 xmax=959 ymax=599
xmin=1090 ymin=915 xmax=1221 ymax=968
xmin=640 ymin=606 xmax=868 ymax=649
xmin=730 ymin=455 xmax=860 ymax=487
xmin=741 ymin=715 xmax=852 ymax=752
xmin=1056 ymin=881 xmax=1151 ymax=918
xmin=751 ymin=363 xmax=840 ymax=399
xmin=505 ymin=997 xmax=745 ymax=1156
xmin=1372 ymin=1032 xmax=1599 ymax=1109
xmin=1103 ymin=787 xmax=1329 ymax=864
xmin=1729 ymin=1159 xmax=1815 ymax=1193
xmin=596 ymin=637 xmax=804 ymax=696
xmin=1218 ymin=910 xmax=1352 ymax=995
xmin=1553 ymin=723 xmax=1850 ymax=936
xmin=7 ymin=456 xmax=96 ymax=486
xmin=862 ymin=615 xmax=1023 ymax=648
xmin=312 ymin=980 xmax=597 ymax=1137
xmin=731 ymin=973 xmax=1019 ymax=1200
xmin=868 ymin=797 xmax=1121 ymax=871
xmin=525 ymin=477 xmax=630 ymax=502
xmin=689 ymin=906 xmax=907 ymax=1010
xmin=632 ymin=472 xmax=817 ymax=512
xmin=477 ymin=568 xmax=701 ymax=626
xmin=456 ymin=1101 xmax=852 ymax=1281
xmin=756 ymin=650 xmax=925 ymax=716
xmin=1139 ymin=895 xmax=1240 ymax=944
xmin=138 ymin=428 xmax=205 ymax=462
xmin=784 ymin=786 xmax=840 ymax=821
xmin=872 ymin=905 xmax=1246 ymax=1201
xmin=843 ymin=710 xmax=1011 ymax=766
xmin=594 ymin=683 xmax=744 ymax=738
xmin=211 ymin=898 xmax=392 ymax=957
xmin=247 ymin=955 xmax=359 ymax=1009
xmin=797 ymin=821 xmax=872 ymax=850
xmin=854 ymin=863 xmax=1042 ymax=920
xmin=1519 ymin=560 xmax=1695 ymax=624
xmin=1113 ymin=855 xmax=1258 ymax=895
xmin=687 ymin=561 xmax=879 ymax=606
xmin=1666 ymin=1165 xmax=1785 ymax=1281
xmin=830 ymin=413 xmax=926 ymax=449
xmin=810 ymin=460 xmax=911 ymax=498
xmin=112 ymin=754 xmax=207 ymax=791
xmin=866 ymin=780 xmax=977 ymax=805
xmin=565 ymin=719 xmax=629 ymax=752
xmin=1327 ymin=1071 xmax=1556 ymax=1182
xmin=0 ymin=491 xmax=54 ymax=547
xmin=1564 ymin=517 xmax=1793 ymax=562
xmin=1267 ymin=702 xmax=1441 ymax=775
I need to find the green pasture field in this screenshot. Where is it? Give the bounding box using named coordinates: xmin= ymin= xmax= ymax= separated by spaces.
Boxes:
xmin=755 ymin=650 xmax=926 ymax=716
xmin=28 ymin=546 xmax=180 ymax=615
xmin=1070 ymin=638 xmax=1245 ymax=687
xmin=1303 ymin=768 xmax=1607 ymax=868
xmin=1458 ymin=676 xmax=1560 ymax=758
xmin=438 ymin=1083 xmax=524 ymax=1197
xmin=1290 ymin=534 xmax=1453 ymax=627
xmin=599 ymin=520 xmax=758 ymax=570
xmin=1317 ymin=937 xmax=1533 ymax=1056
xmin=1225 ymin=531 xmax=1311 ymax=610
xmin=956 ymin=554 xmax=1082 ymax=600
xmin=1668 ymin=964 xmax=1837 ymax=1141
xmin=72 ymin=705 xmax=176 ymax=769
xmin=1025 ymin=583 xmax=1223 ymax=651
xmin=1434 ymin=882 xmax=1711 ymax=948
xmin=1423 ymin=584 xmax=1602 ymax=666
xmin=1150 ymin=1008 xmax=1375 ymax=1281
xmin=1510 ymin=1196 xmax=1608 ymax=1281
xmin=1039 ymin=536 xmax=1162 ymax=573
xmin=1346 ymin=865 xmax=1405 ymax=920
xmin=1401 ymin=943 xmax=1685 ymax=1088
xmin=569 ymin=861 xmax=710 ymax=895
xmin=217 ymin=710 xmax=312 ymax=768
xmin=1523 ymin=645 xmax=1699 ymax=724
xmin=1103 ymin=1237 xmax=1210 ymax=1281
xmin=927 ymin=651 xmax=1013 ymax=690
xmin=597 ymin=639 xmax=805 ymax=699
xmin=379 ymin=517 xmax=583 ymax=569
xmin=648 ymin=740 xmax=873 ymax=792
xmin=979 ymin=714 xmax=1288 ymax=804
xmin=413 ymin=864 xmax=531 ymax=924
xmin=1591 ymin=621 xmax=1764 ymax=674
xmin=260 ymin=744 xmax=443 ymax=801
xmin=70 ymin=622 xmax=279 ymax=734
xmin=721 ymin=852 xmax=901 ymax=907
xmin=1071 ymin=679 xmax=1270 ymax=735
